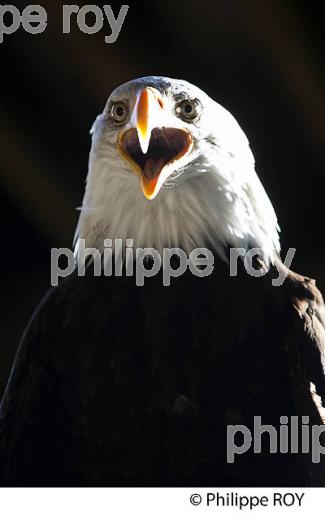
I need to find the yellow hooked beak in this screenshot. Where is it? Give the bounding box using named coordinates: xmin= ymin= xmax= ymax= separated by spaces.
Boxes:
xmin=135 ymin=87 xmax=162 ymax=155
xmin=118 ymin=87 xmax=193 ymax=200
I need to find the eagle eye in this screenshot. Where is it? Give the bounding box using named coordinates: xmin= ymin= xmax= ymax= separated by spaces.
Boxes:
xmin=175 ymin=99 xmax=200 ymax=122
xmin=110 ymin=101 xmax=129 ymax=124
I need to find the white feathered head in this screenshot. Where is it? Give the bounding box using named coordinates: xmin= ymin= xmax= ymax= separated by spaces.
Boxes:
xmin=76 ymin=76 xmax=280 ymax=261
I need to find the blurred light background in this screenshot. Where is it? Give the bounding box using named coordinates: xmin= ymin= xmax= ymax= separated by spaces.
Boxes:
xmin=0 ymin=0 xmax=324 ymax=395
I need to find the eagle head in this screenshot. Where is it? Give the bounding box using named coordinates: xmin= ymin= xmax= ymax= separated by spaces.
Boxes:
xmin=76 ymin=76 xmax=280 ymax=261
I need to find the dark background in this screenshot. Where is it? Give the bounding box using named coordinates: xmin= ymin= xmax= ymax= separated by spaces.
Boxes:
xmin=0 ymin=0 xmax=324 ymax=396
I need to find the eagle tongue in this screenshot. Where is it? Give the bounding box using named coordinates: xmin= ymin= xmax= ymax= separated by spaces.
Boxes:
xmin=143 ymin=157 xmax=166 ymax=180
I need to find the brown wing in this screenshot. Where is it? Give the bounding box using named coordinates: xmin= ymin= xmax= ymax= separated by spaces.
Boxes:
xmin=281 ymin=266 xmax=325 ymax=423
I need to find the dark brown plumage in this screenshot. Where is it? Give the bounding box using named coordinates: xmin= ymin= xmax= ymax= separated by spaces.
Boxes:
xmin=1 ymin=255 xmax=324 ymax=486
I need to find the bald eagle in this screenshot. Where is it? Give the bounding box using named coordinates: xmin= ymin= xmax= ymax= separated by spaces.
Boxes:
xmin=1 ymin=76 xmax=325 ymax=486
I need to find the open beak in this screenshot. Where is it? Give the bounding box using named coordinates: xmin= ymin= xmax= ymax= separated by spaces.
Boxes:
xmin=118 ymin=87 xmax=193 ymax=200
